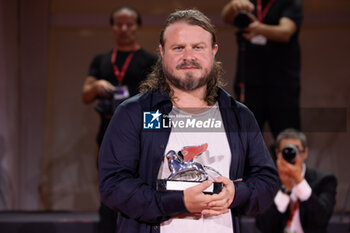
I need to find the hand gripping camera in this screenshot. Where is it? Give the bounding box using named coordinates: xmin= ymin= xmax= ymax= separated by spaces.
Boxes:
xmin=281 ymin=144 xmax=299 ymax=164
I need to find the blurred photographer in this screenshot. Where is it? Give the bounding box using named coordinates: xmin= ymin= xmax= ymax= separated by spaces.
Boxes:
xmin=82 ymin=6 xmax=157 ymax=233
xmin=82 ymin=6 xmax=157 ymax=148
xmin=221 ymin=0 xmax=303 ymax=138
xmin=255 ymin=128 xmax=337 ymax=233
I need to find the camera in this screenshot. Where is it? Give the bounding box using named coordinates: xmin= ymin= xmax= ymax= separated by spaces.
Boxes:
xmin=95 ymin=87 xmax=129 ymax=117
xmin=233 ymin=11 xmax=252 ymax=29
xmin=281 ymin=144 xmax=299 ymax=164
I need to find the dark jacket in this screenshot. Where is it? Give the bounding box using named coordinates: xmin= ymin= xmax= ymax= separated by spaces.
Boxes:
xmin=256 ymin=167 xmax=337 ymax=233
xmin=99 ymin=88 xmax=279 ymax=233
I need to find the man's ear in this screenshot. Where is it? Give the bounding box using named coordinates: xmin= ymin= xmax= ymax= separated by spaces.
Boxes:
xmin=213 ymin=44 xmax=218 ymax=57
xmin=159 ymin=44 xmax=164 ymax=58
xmin=303 ymin=147 xmax=309 ymax=160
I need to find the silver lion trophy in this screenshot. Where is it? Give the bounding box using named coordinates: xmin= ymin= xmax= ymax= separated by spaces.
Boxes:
xmin=156 ymin=143 xmax=223 ymax=194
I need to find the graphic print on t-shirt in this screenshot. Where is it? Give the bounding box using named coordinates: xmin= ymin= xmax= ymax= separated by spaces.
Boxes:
xmin=165 ymin=143 xmax=222 ymax=182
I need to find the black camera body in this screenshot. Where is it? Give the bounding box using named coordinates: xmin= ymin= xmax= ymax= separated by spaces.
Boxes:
xmin=95 ymin=88 xmax=128 ymax=117
xmin=281 ymin=144 xmax=299 ymax=164
xmin=233 ymin=11 xmax=253 ymax=29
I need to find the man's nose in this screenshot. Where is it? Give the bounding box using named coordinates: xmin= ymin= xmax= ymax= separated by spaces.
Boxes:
xmin=182 ymin=48 xmax=195 ymax=61
xmin=121 ymin=24 xmax=128 ymax=31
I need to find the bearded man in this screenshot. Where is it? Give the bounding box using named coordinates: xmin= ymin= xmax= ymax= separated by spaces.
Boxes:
xmin=98 ymin=9 xmax=278 ymax=233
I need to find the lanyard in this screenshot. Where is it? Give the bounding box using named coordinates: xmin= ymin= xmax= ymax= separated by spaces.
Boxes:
xmin=111 ymin=46 xmax=138 ymax=85
xmin=257 ymin=0 xmax=275 ymax=22
xmin=286 ymin=200 xmax=299 ymax=227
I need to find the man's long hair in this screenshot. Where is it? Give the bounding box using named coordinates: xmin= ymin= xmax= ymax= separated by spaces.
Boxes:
xmin=139 ymin=9 xmax=225 ymax=105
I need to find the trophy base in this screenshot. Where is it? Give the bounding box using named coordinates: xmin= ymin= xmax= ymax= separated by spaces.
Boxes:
xmin=156 ymin=179 xmax=223 ymax=194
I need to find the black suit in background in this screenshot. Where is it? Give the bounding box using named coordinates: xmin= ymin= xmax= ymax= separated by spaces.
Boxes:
xmin=255 ymin=167 xmax=337 ymax=233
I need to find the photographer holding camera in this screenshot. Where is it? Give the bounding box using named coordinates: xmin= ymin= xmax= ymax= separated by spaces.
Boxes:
xmin=82 ymin=6 xmax=157 ymax=233
xmin=221 ymin=0 xmax=303 ymax=138
xmin=82 ymin=6 xmax=157 ymax=148
xmin=255 ymin=129 xmax=337 ymax=233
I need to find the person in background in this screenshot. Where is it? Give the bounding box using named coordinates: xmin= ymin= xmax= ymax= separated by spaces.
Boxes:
xmin=82 ymin=6 xmax=157 ymax=233
xmin=256 ymin=128 xmax=337 ymax=233
xmin=83 ymin=6 xmax=157 ymax=147
xmin=221 ymin=0 xmax=303 ymax=139
xmin=98 ymin=9 xmax=279 ymax=233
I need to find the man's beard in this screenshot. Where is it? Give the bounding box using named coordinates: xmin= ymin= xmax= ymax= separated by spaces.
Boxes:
xmin=163 ymin=60 xmax=214 ymax=91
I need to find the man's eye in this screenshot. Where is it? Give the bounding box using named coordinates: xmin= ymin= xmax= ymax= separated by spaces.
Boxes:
xmin=194 ymin=46 xmax=203 ymax=50
xmin=174 ymin=47 xmax=183 ymax=51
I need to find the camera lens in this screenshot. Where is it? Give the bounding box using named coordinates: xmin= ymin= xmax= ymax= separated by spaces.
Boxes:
xmin=281 ymin=144 xmax=299 ymax=164
xmin=233 ymin=11 xmax=252 ymax=29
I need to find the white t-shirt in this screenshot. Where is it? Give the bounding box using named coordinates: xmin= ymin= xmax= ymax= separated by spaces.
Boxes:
xmin=158 ymin=104 xmax=234 ymax=233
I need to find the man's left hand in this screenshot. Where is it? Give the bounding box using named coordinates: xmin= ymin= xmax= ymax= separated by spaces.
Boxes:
xmin=201 ymin=176 xmax=235 ymax=216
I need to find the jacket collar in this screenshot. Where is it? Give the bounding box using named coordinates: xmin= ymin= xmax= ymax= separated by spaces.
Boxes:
xmin=217 ymin=87 xmax=235 ymax=108
xmin=149 ymin=90 xmax=172 ymax=114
